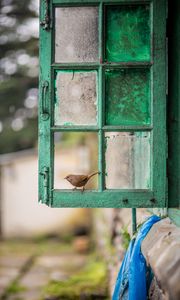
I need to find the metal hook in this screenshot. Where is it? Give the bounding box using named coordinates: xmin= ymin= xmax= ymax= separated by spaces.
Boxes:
xmin=40 ymin=0 xmax=50 ymax=30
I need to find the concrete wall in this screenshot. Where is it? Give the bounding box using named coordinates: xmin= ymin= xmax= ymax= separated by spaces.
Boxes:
xmin=142 ymin=218 xmax=180 ymax=300
xmin=0 ymin=149 xmax=89 ymax=238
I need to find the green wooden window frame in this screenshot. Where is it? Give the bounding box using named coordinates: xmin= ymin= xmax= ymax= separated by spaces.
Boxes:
xmin=39 ymin=0 xmax=167 ymax=208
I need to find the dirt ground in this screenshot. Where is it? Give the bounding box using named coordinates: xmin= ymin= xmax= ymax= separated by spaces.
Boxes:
xmin=0 ymin=238 xmax=110 ymax=300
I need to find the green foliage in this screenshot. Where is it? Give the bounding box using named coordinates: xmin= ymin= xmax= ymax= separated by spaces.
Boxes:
xmin=121 ymin=225 xmax=131 ymax=250
xmin=43 ymin=259 xmax=109 ymax=300
xmin=0 ymin=118 xmax=37 ymax=153
xmin=61 ymin=132 xmax=87 ymax=147
xmin=5 ymin=280 xmax=26 ymax=295
xmin=0 ymin=0 xmax=38 ymax=154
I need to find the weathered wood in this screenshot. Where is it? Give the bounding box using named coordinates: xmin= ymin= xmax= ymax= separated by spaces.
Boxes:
xmin=52 ymin=189 xmax=163 ymax=208
xmin=168 ymin=0 xmax=180 ymax=208
xmin=39 ymin=0 xmax=53 ymax=205
xmin=152 ymin=0 xmax=167 ymax=204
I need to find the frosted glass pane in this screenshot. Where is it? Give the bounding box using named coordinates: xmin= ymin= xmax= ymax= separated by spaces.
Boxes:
xmin=55 ymin=71 xmax=98 ymax=126
xmin=54 ymin=132 xmax=98 ymax=190
xmin=105 ymin=132 xmax=150 ymax=189
xmin=55 ymin=7 xmax=99 ymax=62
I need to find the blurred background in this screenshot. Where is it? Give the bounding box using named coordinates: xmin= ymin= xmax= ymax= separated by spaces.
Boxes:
xmin=0 ymin=1 xmax=110 ymax=299
xmin=0 ymin=0 xmax=100 ymax=238
xmin=0 ymin=0 xmax=38 ymax=155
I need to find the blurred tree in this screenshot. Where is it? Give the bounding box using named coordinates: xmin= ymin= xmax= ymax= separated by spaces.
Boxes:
xmin=0 ymin=0 xmax=39 ymax=154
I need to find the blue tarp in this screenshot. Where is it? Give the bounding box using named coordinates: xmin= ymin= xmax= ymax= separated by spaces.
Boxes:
xmin=113 ymin=215 xmax=161 ymax=300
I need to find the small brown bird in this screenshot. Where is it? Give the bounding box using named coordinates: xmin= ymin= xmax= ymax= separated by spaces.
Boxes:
xmin=64 ymin=171 xmax=99 ymax=191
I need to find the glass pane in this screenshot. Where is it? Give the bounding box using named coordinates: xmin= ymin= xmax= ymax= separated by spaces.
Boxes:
xmin=54 ymin=132 xmax=98 ymax=190
xmin=55 ymin=70 xmax=98 ymax=126
xmin=105 ymin=132 xmax=150 ymax=189
xmin=55 ymin=7 xmax=99 ymax=62
xmin=105 ymin=68 xmax=150 ymax=125
xmin=106 ymin=5 xmax=150 ymax=62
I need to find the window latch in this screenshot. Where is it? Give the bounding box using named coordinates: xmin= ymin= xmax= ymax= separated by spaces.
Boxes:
xmin=40 ymin=167 xmax=49 ymax=203
xmin=41 ymin=80 xmax=49 ymax=120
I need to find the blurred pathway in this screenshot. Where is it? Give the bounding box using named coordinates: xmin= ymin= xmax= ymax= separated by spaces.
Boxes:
xmin=0 ymin=240 xmax=109 ymax=300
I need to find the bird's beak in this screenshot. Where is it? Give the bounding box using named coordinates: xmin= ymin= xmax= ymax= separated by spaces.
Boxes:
xmin=64 ymin=176 xmax=67 ymax=180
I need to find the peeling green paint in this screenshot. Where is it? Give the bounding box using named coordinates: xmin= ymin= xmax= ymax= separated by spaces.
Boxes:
xmin=105 ymin=5 xmax=151 ymax=62
xmin=39 ymin=0 xmax=167 ymax=208
xmin=105 ymin=68 xmax=150 ymax=125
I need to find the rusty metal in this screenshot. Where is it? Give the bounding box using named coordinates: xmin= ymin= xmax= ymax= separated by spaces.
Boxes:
xmin=40 ymin=167 xmax=49 ymax=203
xmin=40 ymin=0 xmax=50 ymax=30
xmin=132 ymin=208 xmax=137 ymax=235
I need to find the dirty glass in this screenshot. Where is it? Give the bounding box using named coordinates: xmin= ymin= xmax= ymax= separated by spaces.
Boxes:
xmin=55 ymin=7 xmax=99 ymax=62
xmin=54 ymin=70 xmax=98 ymax=126
xmin=105 ymin=68 xmax=150 ymax=125
xmin=105 ymin=5 xmax=150 ymax=62
xmin=105 ymin=132 xmax=150 ymax=189
xmin=54 ymin=132 xmax=98 ymax=189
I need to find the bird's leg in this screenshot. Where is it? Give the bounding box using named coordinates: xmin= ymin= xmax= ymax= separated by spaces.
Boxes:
xmin=73 ymin=187 xmax=77 ymax=191
xmin=81 ymin=186 xmax=85 ymax=193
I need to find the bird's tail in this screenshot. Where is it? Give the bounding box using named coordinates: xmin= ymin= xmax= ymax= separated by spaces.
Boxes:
xmin=88 ymin=171 xmax=99 ymax=179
